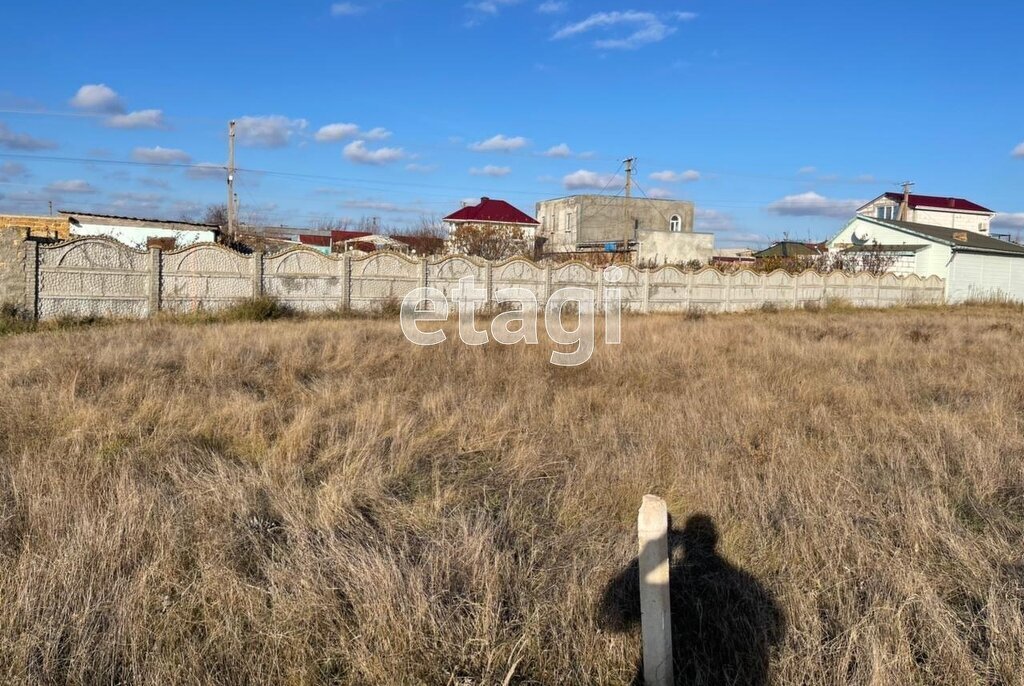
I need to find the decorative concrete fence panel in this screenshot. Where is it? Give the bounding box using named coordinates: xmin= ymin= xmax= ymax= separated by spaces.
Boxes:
xmin=162 ymin=244 xmax=254 ymax=313
xmin=491 ymin=258 xmax=545 ymax=307
xmin=763 ymin=270 xmax=795 ymax=304
xmin=613 ymin=265 xmax=647 ymax=312
xmin=795 ymin=271 xmax=826 ymax=307
xmin=552 ymin=262 xmax=597 ymax=292
xmin=36 ymin=238 xmax=150 ymax=319
xmin=728 ymin=269 xmax=765 ymax=312
xmin=846 ymin=272 xmax=879 ymax=308
xmin=13 ymin=231 xmax=948 ymax=321
xmin=349 ymin=252 xmax=420 ymax=311
xmin=264 ymin=248 xmax=344 ymax=313
xmin=691 ymin=269 xmax=730 ymax=311
xmin=428 ymin=256 xmax=486 ymax=304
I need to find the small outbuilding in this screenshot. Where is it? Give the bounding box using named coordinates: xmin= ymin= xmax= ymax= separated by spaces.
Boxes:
xmin=828 ymin=215 xmax=1024 ymax=302
xmin=60 ymin=210 xmax=219 ymax=250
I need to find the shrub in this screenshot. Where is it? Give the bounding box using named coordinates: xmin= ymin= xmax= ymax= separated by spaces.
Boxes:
xmin=219 ymin=296 xmax=292 ymax=322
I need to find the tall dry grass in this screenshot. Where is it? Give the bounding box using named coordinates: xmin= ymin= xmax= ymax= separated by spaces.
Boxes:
xmin=0 ymin=306 xmax=1023 ymax=684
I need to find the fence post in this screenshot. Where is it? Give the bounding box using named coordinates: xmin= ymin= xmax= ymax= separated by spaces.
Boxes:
xmin=24 ymin=240 xmax=38 ymax=320
xmin=820 ymin=271 xmax=830 ymax=307
xmin=638 ymin=495 xmax=673 ymax=686
xmin=483 ymin=260 xmax=493 ymax=305
xmin=543 ymin=265 xmax=552 ymax=309
xmin=792 ymin=273 xmax=799 ymax=309
xmin=341 ymin=254 xmax=352 ymax=310
xmin=252 ymin=250 xmax=264 ymax=298
xmin=641 ymin=269 xmax=651 ymax=314
xmin=148 ymin=247 xmax=161 ymax=316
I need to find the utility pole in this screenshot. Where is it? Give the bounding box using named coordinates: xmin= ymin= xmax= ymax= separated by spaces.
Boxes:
xmin=227 ymin=120 xmax=236 ymax=240
xmin=624 ymin=157 xmax=636 ymax=198
xmin=899 ymin=180 xmax=914 ymax=221
xmin=48 ymin=200 xmax=52 ymax=216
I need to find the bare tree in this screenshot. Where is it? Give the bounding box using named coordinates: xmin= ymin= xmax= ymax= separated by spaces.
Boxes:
xmin=312 ymin=217 xmax=352 ymax=232
xmin=201 ymin=204 xmax=229 ymax=228
xmin=448 ymin=223 xmax=528 ymax=261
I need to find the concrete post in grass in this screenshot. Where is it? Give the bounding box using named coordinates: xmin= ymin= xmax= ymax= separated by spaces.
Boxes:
xmin=638 ymin=494 xmax=673 ymax=686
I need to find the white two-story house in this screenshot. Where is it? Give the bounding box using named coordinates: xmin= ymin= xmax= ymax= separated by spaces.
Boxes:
xmin=856 ymin=193 xmax=995 ymax=235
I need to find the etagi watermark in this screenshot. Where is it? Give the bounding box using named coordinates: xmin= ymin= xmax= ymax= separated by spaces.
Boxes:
xmin=400 ymin=266 xmax=624 ymax=367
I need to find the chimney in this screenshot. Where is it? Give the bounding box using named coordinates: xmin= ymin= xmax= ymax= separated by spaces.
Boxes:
xmin=481 ymin=197 xmax=490 ymax=203
xmin=899 ymin=181 xmax=914 ymax=221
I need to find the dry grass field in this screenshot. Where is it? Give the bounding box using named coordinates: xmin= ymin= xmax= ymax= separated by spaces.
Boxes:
xmin=1 ymin=305 xmax=1023 ymax=684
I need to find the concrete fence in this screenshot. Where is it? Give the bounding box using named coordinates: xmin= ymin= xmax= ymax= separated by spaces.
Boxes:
xmin=6 ymin=236 xmax=946 ymax=320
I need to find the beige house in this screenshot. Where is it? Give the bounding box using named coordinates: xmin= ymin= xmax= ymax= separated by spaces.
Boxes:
xmin=534 ymin=195 xmax=713 ymax=265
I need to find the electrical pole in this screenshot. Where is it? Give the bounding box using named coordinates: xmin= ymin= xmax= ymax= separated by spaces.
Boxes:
xmin=624 ymin=157 xmax=636 ymax=198
xmin=899 ymin=180 xmax=914 ymax=221
xmin=227 ymin=120 xmax=236 ymax=240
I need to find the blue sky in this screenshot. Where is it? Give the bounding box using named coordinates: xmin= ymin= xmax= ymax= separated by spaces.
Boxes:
xmin=1 ymin=0 xmax=1023 ymax=247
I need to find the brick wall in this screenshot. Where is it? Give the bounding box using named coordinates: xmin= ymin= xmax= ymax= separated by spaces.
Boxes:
xmin=0 ymin=215 xmax=70 ymax=240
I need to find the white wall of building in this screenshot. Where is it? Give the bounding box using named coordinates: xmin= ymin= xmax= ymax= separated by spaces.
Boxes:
xmin=911 ymin=208 xmax=991 ymax=235
xmin=828 ymin=218 xmax=952 ymax=277
xmin=72 ymin=222 xmax=216 ymax=250
xmin=947 ymin=252 xmax=1024 ymax=303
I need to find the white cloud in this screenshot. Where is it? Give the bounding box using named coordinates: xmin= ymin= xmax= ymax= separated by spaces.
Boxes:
xmin=0 ymin=122 xmax=56 ymax=151
xmin=797 ymin=165 xmax=817 ymax=174
xmin=343 ymin=139 xmax=405 ymax=165
xmin=315 ymin=123 xmax=360 ymax=142
xmin=470 ymin=165 xmax=511 ymax=177
xmin=132 ymin=146 xmax=192 ymax=164
xmin=45 ymin=179 xmax=96 ymax=194
xmin=186 ymin=162 xmax=225 ymax=180
xmin=0 ymin=162 xmax=29 ymax=181
xmin=694 ymin=208 xmax=736 ymax=232
xmin=69 ymin=84 xmax=124 ymax=113
xmin=235 ymin=115 xmax=308 ymax=148
xmin=767 ymin=191 xmax=864 ymax=217
xmin=466 ymin=0 xmax=521 ymax=15
xmin=331 ymin=2 xmax=365 ymax=15
xmin=342 ymin=199 xmax=426 ymax=215
xmin=1013 ymin=142 xmax=1024 ymax=158
xmin=993 ymin=213 xmax=1024 ymax=229
xmin=537 ymin=1 xmax=566 ymax=12
xmin=563 ymin=169 xmax=622 ymax=190
xmin=646 ymin=187 xmax=674 ymax=199
xmin=406 ymin=163 xmax=438 ymax=173
xmin=552 ymin=10 xmax=692 ymax=50
xmin=364 ymin=127 xmax=392 ymax=140
xmin=105 ymin=109 xmax=166 ymax=129
xmin=650 ymin=169 xmax=699 ymax=183
xmin=315 ymin=123 xmax=390 ymax=143
xmin=469 ymin=134 xmax=528 ymax=152
xmin=543 ymin=143 xmax=572 ymax=158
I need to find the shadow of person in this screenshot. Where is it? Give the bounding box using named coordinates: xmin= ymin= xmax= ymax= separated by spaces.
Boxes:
xmin=599 ymin=514 xmax=785 ymax=685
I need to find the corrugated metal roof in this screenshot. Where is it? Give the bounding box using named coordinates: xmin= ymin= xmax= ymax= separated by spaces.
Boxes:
xmin=59 ymin=209 xmax=219 ymax=229
xmin=444 ymin=197 xmax=539 ymax=225
xmin=870 ymin=218 xmax=1024 ymax=255
xmin=879 ymin=193 xmax=993 ymax=213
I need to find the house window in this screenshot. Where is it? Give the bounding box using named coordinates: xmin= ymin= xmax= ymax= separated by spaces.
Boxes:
xmin=670 ymin=215 xmax=681 ymax=232
xmin=875 ymin=205 xmax=898 ymax=220
xmin=565 ymin=212 xmax=574 ymax=234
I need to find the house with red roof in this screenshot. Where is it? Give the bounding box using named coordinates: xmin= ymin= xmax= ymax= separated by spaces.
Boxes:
xmin=443 ymin=197 xmax=540 ymax=245
xmin=857 ymin=192 xmax=995 ymax=235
